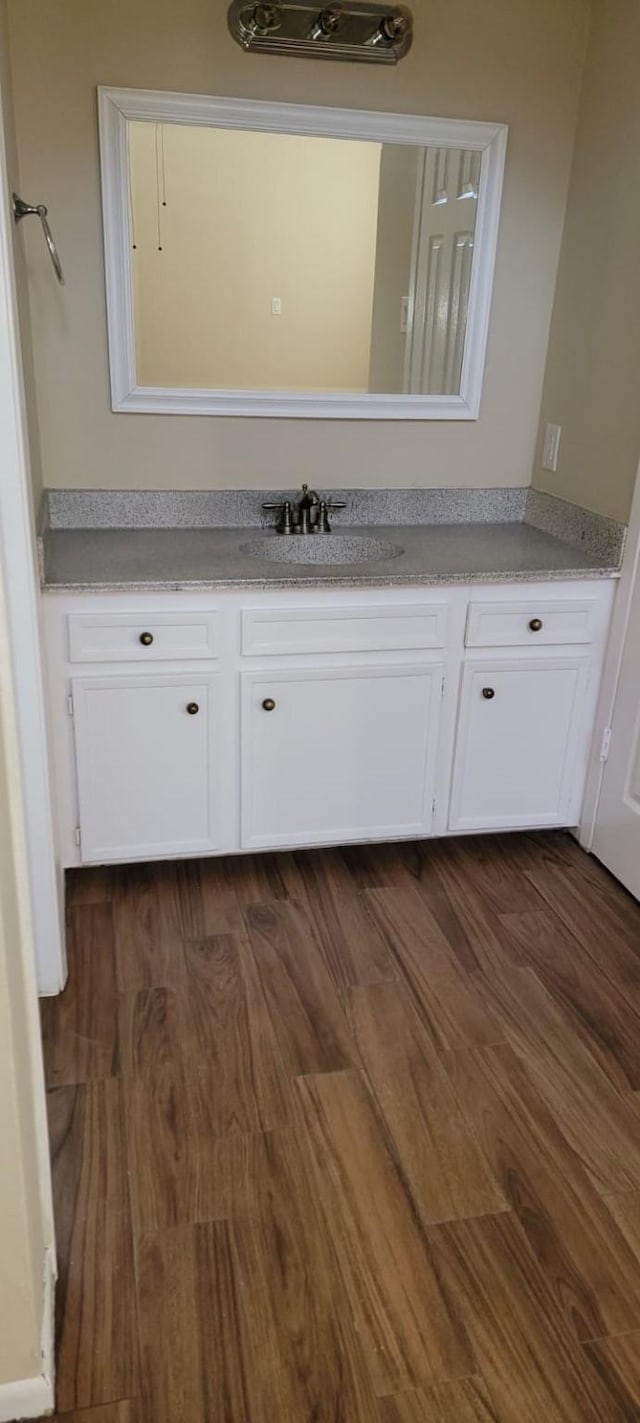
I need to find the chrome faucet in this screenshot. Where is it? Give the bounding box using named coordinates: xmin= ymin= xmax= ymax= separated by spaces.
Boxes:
xmin=262 ymin=484 xmax=346 ymax=534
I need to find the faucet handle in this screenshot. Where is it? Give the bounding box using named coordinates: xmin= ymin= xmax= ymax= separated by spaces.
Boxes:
xmin=262 ymin=498 xmax=294 ymax=533
xmin=316 ymin=500 xmax=331 ymax=534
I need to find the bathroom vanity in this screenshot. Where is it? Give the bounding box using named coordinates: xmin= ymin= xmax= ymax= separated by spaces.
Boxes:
xmin=42 ymin=504 xmax=618 ymax=869
xmin=35 ymin=86 xmax=623 ymax=873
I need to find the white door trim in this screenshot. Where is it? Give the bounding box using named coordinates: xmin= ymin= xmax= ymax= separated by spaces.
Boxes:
xmin=579 ymin=469 xmax=640 ymax=849
xmin=0 ymin=1245 xmax=56 ymax=1421
xmin=0 ymin=68 xmax=65 ymax=991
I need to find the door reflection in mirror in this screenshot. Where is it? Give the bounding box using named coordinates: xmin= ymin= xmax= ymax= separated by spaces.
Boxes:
xmin=126 ymin=121 xmax=480 ymax=396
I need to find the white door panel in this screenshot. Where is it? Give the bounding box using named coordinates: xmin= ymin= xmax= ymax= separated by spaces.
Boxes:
xmin=241 ymin=663 xmax=443 ymax=849
xmin=449 ymin=657 xmax=590 ymax=831
xmin=405 ymin=147 xmax=478 ymax=396
xmin=73 ymin=674 xmax=219 ymax=862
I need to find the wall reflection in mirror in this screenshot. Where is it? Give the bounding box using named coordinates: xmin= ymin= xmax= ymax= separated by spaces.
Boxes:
xmin=127 ymin=121 xmax=480 ymax=396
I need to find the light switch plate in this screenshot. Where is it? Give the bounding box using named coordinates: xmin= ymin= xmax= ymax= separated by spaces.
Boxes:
xmin=542 ymin=423 xmax=562 ymax=472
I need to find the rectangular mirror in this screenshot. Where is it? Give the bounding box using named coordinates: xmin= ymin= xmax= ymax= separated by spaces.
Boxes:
xmin=99 ymin=90 xmax=507 ymax=419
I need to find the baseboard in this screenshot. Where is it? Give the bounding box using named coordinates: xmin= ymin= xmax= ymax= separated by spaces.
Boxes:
xmin=0 ymin=1246 xmax=55 ymax=1421
xmin=0 ymin=1371 xmax=53 ymax=1423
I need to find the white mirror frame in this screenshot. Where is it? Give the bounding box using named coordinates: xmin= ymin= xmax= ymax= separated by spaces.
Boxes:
xmin=98 ymin=87 xmax=508 ymax=420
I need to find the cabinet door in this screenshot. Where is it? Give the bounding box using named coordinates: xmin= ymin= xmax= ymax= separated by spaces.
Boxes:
xmin=449 ymin=657 xmax=590 ymax=832
xmin=72 ymin=674 xmax=218 ymax=862
xmin=241 ymin=663 xmax=443 ymax=850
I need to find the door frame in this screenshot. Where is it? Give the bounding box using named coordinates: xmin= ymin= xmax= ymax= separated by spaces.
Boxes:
xmin=579 ymin=462 xmax=640 ymax=849
xmin=0 ymin=64 xmax=65 ymax=992
xmin=0 ymin=44 xmax=57 ymax=1419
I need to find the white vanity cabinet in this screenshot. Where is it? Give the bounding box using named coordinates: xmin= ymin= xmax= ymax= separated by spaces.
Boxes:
xmin=43 ymin=580 xmax=615 ymax=868
xmin=448 ymin=657 xmax=591 ymax=831
xmin=241 ymin=663 xmax=443 ymax=849
xmin=71 ymin=673 xmax=220 ymax=862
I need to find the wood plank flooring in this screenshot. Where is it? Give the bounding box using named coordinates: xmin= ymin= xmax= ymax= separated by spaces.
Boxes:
xmin=38 ymin=831 xmax=640 ymax=1420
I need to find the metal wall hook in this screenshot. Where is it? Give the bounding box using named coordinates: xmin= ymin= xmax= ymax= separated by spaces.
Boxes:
xmin=12 ymin=193 xmax=65 ymax=285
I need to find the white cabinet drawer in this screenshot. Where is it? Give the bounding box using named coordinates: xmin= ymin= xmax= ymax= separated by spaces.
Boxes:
xmin=465 ymin=599 xmax=597 ymax=648
xmin=67 ymin=612 xmax=219 ymax=663
xmin=241 ymin=604 xmax=448 ymax=656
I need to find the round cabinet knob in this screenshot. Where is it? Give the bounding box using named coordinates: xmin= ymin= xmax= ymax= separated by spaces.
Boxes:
xmin=528 ymin=618 xmax=543 ymax=633
xmin=482 ymin=687 xmax=495 ymax=700
xmin=262 ymin=698 xmax=276 ymax=712
xmin=186 ymin=702 xmax=199 ymax=715
xmin=139 ymin=631 xmax=154 ymax=646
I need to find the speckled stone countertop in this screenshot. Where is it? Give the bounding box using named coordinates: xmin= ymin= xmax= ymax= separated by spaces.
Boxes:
xmin=42 ymin=521 xmax=620 ymax=592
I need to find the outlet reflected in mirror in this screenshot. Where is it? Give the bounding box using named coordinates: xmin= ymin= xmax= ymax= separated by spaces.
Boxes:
xmin=126 ymin=122 xmax=480 ymax=397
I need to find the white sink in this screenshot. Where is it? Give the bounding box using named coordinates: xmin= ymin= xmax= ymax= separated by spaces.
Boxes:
xmin=242 ymin=534 xmax=405 ymax=566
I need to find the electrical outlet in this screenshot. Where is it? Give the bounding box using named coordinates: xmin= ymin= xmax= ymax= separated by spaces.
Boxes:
xmin=271 ymin=297 xmax=282 ymax=316
xmin=542 ymin=423 xmax=561 ymax=472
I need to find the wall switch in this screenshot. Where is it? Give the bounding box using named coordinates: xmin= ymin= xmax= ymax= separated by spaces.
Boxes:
xmin=542 ymin=422 xmax=562 ymax=472
xmin=271 ymin=297 xmax=282 ymax=315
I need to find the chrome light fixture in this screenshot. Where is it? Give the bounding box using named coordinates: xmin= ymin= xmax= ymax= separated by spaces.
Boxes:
xmin=228 ymin=0 xmax=413 ymax=63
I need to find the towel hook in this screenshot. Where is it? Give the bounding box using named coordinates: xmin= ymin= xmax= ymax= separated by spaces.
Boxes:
xmin=12 ymin=193 xmax=65 ymax=285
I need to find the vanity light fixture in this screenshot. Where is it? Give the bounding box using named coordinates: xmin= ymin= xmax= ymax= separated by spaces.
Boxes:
xmin=433 ymin=188 xmax=448 ymax=205
xmin=459 ymin=180 xmax=478 ymax=200
xmin=228 ymin=0 xmax=413 ymax=62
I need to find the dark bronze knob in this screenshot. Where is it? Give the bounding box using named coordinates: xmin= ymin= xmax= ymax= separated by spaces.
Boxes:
xmin=186 ymin=702 xmax=199 ymax=715
xmin=139 ymin=631 xmax=154 ymax=646
xmin=262 ymin=698 xmax=276 ymax=711
xmin=528 ymin=618 xmax=543 ymax=632
xmin=482 ymin=687 xmax=495 ymax=700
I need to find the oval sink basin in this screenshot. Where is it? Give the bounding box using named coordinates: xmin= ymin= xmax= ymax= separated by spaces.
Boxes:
xmin=242 ymin=534 xmax=405 ymax=566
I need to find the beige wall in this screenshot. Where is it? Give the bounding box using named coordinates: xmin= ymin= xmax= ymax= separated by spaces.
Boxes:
xmin=6 ymin=0 xmax=589 ymax=492
xmin=132 ymin=124 xmax=380 ymax=392
xmin=533 ymin=0 xmax=640 ymax=523
xmin=0 ymin=0 xmax=43 ymax=511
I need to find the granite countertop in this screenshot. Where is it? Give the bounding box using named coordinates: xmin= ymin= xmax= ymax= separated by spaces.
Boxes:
xmin=41 ymin=521 xmax=621 ymax=592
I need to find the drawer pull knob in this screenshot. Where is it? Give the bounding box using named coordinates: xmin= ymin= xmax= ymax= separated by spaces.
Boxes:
xmin=262 ymin=698 xmax=276 ymax=712
xmin=482 ymin=687 xmax=495 ymax=700
xmin=528 ymin=618 xmax=543 ymax=632
xmin=186 ymin=702 xmax=199 ymax=715
xmin=139 ymin=631 xmax=154 ymax=646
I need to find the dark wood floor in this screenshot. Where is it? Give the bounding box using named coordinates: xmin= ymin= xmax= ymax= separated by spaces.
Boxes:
xmin=38 ymin=831 xmax=640 ymax=1421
